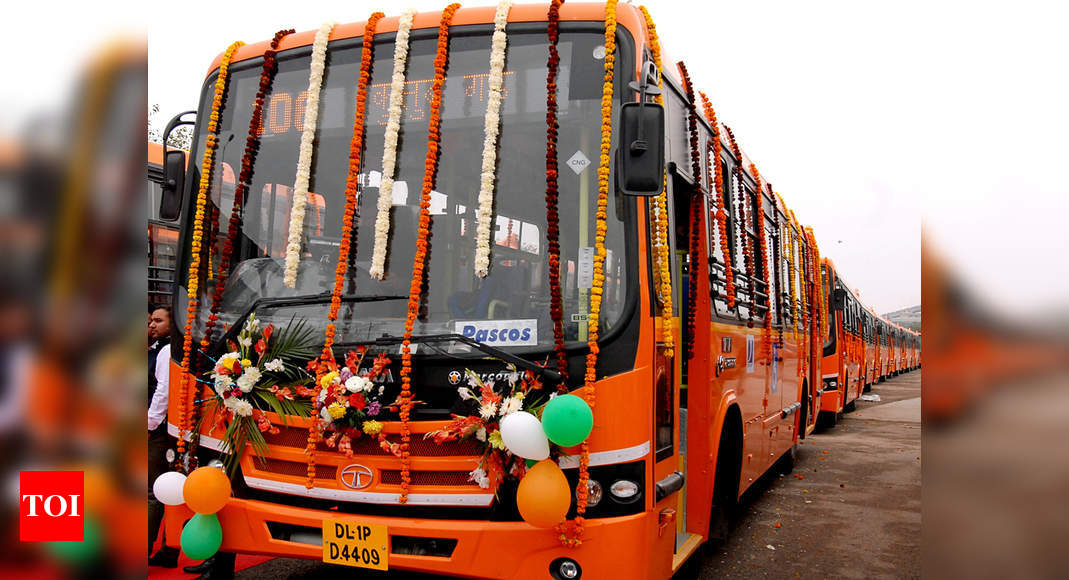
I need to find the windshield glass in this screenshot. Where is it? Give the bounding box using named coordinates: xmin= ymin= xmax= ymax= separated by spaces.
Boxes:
xmin=180 ymin=25 xmax=631 ymax=353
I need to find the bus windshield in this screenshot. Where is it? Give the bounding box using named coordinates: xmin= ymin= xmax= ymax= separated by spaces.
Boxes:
xmin=180 ymin=26 xmax=631 ymax=353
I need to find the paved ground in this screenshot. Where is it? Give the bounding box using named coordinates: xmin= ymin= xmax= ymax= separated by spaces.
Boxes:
xmin=689 ymin=370 xmax=922 ymax=579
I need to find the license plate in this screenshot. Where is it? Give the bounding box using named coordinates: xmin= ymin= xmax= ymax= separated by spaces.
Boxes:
xmin=322 ymin=519 xmax=388 ymax=570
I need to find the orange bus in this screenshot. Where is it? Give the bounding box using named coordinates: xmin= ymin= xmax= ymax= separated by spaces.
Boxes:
xmin=818 ymin=260 xmax=865 ymax=422
xmin=149 ymin=141 xmax=180 ymax=308
xmin=162 ymin=3 xmax=831 ymax=577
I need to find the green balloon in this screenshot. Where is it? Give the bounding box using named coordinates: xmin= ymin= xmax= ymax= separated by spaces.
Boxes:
xmin=541 ymin=394 xmax=593 ymax=447
xmin=525 ymin=458 xmax=538 ymax=468
xmin=181 ymin=513 xmax=223 ymax=561
xmin=47 ymin=515 xmax=102 ymax=565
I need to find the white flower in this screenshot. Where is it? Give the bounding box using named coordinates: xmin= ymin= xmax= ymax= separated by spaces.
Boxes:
xmin=345 ymin=376 xmax=374 ymax=394
xmin=475 ymin=427 xmax=487 ymax=442
xmin=473 ymin=0 xmax=513 ymax=278
xmin=369 ymin=8 xmax=417 ymax=280
xmin=378 ymin=386 xmax=385 ymax=395
xmin=320 ymin=406 xmax=333 ymax=422
xmin=318 ymin=389 xmax=329 ymax=404
xmin=506 ymin=371 xmax=519 ymax=387
xmin=479 ymin=401 xmax=499 ymax=420
xmin=284 ymin=19 xmax=337 ymax=288
xmin=236 ymin=367 xmax=261 ymax=393
xmin=224 ymin=396 xmax=253 ymax=417
xmin=466 ymin=373 xmax=481 ymax=388
xmin=213 ymin=375 xmax=234 ymax=395
xmin=244 ymin=317 xmax=259 ymax=332
xmin=457 ymin=387 xmax=474 ymax=401
xmin=264 ymin=359 xmax=284 ymax=372
xmin=500 ymin=396 xmax=523 ymax=417
xmin=548 ymin=392 xmax=558 ymax=400
xmin=239 ymin=336 xmax=253 ymax=348
xmin=468 ymin=467 xmax=490 ymax=489
xmin=218 ymin=352 xmax=240 ymax=366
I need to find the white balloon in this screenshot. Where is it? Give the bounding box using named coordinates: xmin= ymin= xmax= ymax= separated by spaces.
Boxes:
xmin=500 ymin=411 xmax=550 ymax=460
xmin=153 ymin=471 xmax=187 ymax=506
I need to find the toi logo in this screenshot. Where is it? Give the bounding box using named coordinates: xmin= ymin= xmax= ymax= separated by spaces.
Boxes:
xmin=20 ymin=471 xmax=84 ymax=541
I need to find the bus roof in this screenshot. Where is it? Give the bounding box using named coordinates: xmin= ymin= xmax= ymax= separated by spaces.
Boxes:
xmin=205 ymin=2 xmax=647 ymax=76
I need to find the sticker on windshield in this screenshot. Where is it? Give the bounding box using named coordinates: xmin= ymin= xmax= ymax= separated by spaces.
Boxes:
xmin=577 ymin=246 xmax=594 ymax=289
xmin=457 ymin=319 xmax=537 ymax=347
xmin=567 ymin=150 xmax=590 ymax=175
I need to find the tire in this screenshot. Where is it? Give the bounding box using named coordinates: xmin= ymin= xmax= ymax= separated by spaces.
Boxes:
xmin=774 ymin=444 xmax=796 ymax=475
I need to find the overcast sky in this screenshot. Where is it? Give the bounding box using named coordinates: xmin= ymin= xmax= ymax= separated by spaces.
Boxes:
xmin=21 ymin=0 xmax=1063 ymax=318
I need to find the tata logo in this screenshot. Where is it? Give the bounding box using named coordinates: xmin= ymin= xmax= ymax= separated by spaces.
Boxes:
xmin=339 ymin=464 xmax=374 ymax=490
xmin=447 ymin=370 xmax=462 ymax=385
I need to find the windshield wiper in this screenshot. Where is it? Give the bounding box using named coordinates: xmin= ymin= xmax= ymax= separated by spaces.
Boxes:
xmin=214 ymin=293 xmax=407 ymax=351
xmin=336 ymin=333 xmax=565 ymax=387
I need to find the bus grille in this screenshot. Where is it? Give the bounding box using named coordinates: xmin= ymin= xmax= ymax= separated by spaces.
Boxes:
xmin=379 ymin=470 xmax=476 ymax=487
xmin=259 ymin=458 xmax=337 ymax=480
xmin=261 ymin=425 xmax=485 ymax=457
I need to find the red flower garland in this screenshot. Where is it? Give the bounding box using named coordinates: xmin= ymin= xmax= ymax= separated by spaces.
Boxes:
xmin=698 ymin=91 xmax=736 ymax=307
xmin=397 ymin=3 xmax=460 ymax=504
xmin=305 ymin=13 xmax=384 ymax=490
xmin=724 ymin=126 xmax=754 ymax=325
xmin=545 ymin=0 xmax=568 ymax=387
xmin=204 ymin=29 xmax=294 ymax=344
xmin=749 ymin=164 xmax=771 ymax=363
xmin=677 ymin=61 xmax=701 ymax=360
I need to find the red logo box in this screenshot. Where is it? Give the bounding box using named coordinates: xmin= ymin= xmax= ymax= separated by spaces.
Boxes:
xmin=20 ymin=471 xmax=84 ymax=542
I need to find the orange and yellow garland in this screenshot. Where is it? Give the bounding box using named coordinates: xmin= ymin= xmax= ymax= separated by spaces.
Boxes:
xmin=305 ymin=12 xmax=385 ymax=489
xmin=396 ymin=3 xmax=460 ymax=504
xmin=749 ymin=164 xmax=772 ymax=363
xmin=556 ymin=0 xmax=615 ymax=548
xmin=698 ymin=91 xmax=736 ymax=307
xmin=176 ymin=40 xmax=244 ymax=461
xmin=638 ymin=5 xmax=674 ymax=358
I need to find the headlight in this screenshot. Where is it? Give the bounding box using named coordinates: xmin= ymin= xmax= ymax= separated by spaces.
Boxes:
xmin=610 ymin=479 xmax=640 ymax=502
xmin=578 ymin=479 xmax=602 ymax=507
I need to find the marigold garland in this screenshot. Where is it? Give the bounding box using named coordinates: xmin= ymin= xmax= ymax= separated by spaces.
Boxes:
xmin=545 ymin=0 xmax=568 ymax=383
xmin=305 ymin=13 xmax=384 ymax=490
xmin=698 ymin=90 xmax=735 ymax=307
xmin=749 ymin=164 xmax=772 ymax=363
xmin=204 ymin=29 xmax=293 ymax=349
xmin=638 ymin=5 xmax=674 ymax=359
xmin=768 ymin=188 xmax=784 ymax=345
xmin=176 ymin=40 xmax=244 ymax=462
xmin=724 ymin=126 xmax=754 ymax=324
xmin=396 ymin=3 xmax=460 ymax=504
xmin=473 ymin=0 xmax=513 ymax=278
xmin=677 ymin=61 xmax=701 ymax=359
xmin=284 ymin=20 xmax=337 ymax=288
xmin=558 ymin=0 xmax=615 ymax=549
xmin=369 ymin=8 xmax=418 ymax=280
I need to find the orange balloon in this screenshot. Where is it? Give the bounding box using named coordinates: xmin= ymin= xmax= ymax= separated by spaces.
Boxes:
xmin=183 ymin=467 xmax=231 ymax=514
xmin=516 ymin=459 xmax=571 ymax=528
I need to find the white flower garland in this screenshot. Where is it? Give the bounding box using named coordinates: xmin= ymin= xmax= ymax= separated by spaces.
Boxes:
xmin=369 ymin=7 xmax=418 ymax=280
xmin=473 ymin=0 xmax=513 ymax=278
xmin=284 ymin=20 xmax=337 ymax=288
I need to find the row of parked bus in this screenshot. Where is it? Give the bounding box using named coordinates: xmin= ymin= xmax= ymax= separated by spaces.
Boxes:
xmin=156 ymin=4 xmax=920 ymax=577
xmin=818 ymin=260 xmax=921 ymax=425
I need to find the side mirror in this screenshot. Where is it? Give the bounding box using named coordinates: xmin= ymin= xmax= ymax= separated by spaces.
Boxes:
xmin=617 ymin=101 xmax=664 ymax=196
xmin=832 ymin=288 xmax=847 ymax=311
xmin=159 ymin=149 xmax=186 ymax=221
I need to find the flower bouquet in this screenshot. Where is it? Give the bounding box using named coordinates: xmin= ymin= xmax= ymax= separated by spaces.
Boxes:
xmin=205 ymin=315 xmax=317 ymax=474
xmin=309 ymin=347 xmax=409 ymax=458
xmin=427 ymin=366 xmax=550 ymax=492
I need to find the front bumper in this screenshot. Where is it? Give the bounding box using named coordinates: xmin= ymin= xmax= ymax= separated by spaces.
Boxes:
xmin=166 ymin=496 xmax=657 ymax=579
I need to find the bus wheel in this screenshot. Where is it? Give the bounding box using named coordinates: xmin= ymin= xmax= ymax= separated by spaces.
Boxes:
xmin=774 ymin=444 xmax=796 ymax=475
xmin=844 ymin=399 xmax=857 ymax=413
xmin=708 ymin=412 xmax=741 ymax=543
xmin=817 ymin=410 xmax=839 ymax=429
